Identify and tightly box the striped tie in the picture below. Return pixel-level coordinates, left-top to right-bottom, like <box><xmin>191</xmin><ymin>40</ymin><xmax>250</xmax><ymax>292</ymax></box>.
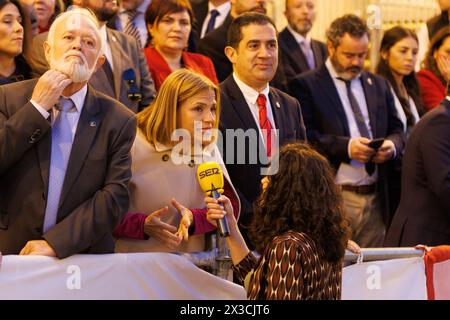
<box><xmin>124</xmin><ymin>10</ymin><xmax>141</xmax><ymax>48</ymax></box>
<box><xmin>338</xmin><ymin>78</ymin><xmax>375</xmax><ymax>176</ymax></box>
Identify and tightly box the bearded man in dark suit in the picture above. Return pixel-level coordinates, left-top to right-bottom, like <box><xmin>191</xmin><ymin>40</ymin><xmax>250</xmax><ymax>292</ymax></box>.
<box><xmin>0</xmin><ymin>8</ymin><xmax>136</xmax><ymax>258</ymax></box>
<box><xmin>289</xmin><ymin>15</ymin><xmax>404</xmax><ymax>247</ymax></box>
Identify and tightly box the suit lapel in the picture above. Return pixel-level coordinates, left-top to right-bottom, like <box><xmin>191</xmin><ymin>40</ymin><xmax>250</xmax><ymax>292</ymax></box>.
<box><xmin>107</xmin><ymin>28</ymin><xmax>123</xmax><ymax>100</ymax></box>
<box><xmin>311</xmin><ymin>40</ymin><xmax>325</xmax><ymax>67</ymax></box>
<box><xmin>37</xmin><ymin>130</ymin><xmax>51</xmax><ymax>196</ymax></box>
<box><xmin>268</xmin><ymin>89</ymin><xmax>285</xmax><ymax>141</ymax></box>
<box><xmin>196</xmin><ymin>1</ymin><xmax>209</xmax><ymax>28</ymax></box>
<box><xmin>58</xmin><ymin>86</ymin><xmax>102</xmax><ymax>210</ymax></box>
<box><xmin>283</xmin><ymin>29</ymin><xmax>309</xmax><ymax>72</ymax></box>
<box><xmin>223</xmin><ymin>76</ymin><xmax>260</xmax><ymax>134</ymax></box>
<box><xmin>360</xmin><ymin>72</ymin><xmax>378</xmax><ymax>136</ymax></box>
<box><xmin>316</xmin><ymin>65</ymin><xmax>350</xmax><ymax>135</ymax></box>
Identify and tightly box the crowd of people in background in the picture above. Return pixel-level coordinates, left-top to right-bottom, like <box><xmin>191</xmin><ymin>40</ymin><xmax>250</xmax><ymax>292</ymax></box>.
<box><xmin>1</xmin><ymin>0</ymin><xmax>449</xmax><ymax>300</ymax></box>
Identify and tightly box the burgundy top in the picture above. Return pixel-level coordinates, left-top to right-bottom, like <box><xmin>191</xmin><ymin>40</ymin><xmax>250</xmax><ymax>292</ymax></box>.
<box><xmin>417</xmin><ymin>69</ymin><xmax>446</xmax><ymax>112</ymax></box>
<box><xmin>144</xmin><ymin>46</ymin><xmax>219</xmax><ymax>91</ymax></box>
<box><xmin>113</xmin><ymin>179</ymin><xmax>240</xmax><ymax>239</ymax></box>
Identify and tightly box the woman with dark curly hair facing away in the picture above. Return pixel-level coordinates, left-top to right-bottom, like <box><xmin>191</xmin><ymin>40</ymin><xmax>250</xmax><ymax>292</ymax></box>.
<box><xmin>205</xmin><ymin>142</ymin><xmax>351</xmax><ymax>300</ymax></box>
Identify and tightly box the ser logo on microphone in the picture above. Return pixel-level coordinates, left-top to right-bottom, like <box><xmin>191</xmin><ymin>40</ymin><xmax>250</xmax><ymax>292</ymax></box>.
<box><xmin>198</xmin><ymin>167</ymin><xmax>220</xmax><ymax>180</ymax></box>
<box><xmin>197</xmin><ymin>162</ymin><xmax>229</xmax><ymax>237</ymax></box>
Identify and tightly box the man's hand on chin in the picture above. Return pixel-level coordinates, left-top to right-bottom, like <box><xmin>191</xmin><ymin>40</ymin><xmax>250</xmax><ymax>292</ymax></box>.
<box><xmin>19</xmin><ymin>240</ymin><xmax>57</xmax><ymax>257</ymax></box>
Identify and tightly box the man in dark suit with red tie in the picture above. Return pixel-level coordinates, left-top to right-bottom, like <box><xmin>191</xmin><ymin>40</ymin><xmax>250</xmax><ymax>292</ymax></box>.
<box><xmin>279</xmin><ymin>0</ymin><xmax>327</xmax><ymax>83</ymax></box>
<box><xmin>289</xmin><ymin>15</ymin><xmax>404</xmax><ymax>247</ymax></box>
<box><xmin>219</xmin><ymin>13</ymin><xmax>306</xmax><ymax>248</ymax></box>
<box><xmin>0</xmin><ymin>8</ymin><xmax>136</xmax><ymax>258</ymax></box>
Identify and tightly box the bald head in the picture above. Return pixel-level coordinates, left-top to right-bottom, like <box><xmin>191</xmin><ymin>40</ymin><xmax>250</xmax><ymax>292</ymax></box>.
<box><xmin>285</xmin><ymin>0</ymin><xmax>316</xmax><ymax>37</ymax></box>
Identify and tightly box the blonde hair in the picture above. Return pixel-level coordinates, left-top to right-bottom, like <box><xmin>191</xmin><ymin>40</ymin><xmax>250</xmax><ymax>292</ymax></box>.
<box><xmin>137</xmin><ymin>68</ymin><xmax>220</xmax><ymax>146</ymax></box>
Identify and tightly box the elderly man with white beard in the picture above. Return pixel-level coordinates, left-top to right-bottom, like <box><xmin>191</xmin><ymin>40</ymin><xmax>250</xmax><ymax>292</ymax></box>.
<box><xmin>0</xmin><ymin>8</ymin><xmax>137</xmax><ymax>258</ymax></box>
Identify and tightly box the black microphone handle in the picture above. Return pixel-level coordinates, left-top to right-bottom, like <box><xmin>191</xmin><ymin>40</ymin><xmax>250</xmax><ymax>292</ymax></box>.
<box><xmin>211</xmin><ymin>189</ymin><xmax>230</xmax><ymax>237</ymax></box>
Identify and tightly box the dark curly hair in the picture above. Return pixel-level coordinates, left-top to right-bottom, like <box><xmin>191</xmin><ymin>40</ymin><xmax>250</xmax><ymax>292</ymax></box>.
<box><xmin>422</xmin><ymin>26</ymin><xmax>450</xmax><ymax>87</ymax></box>
<box><xmin>249</xmin><ymin>142</ymin><xmax>350</xmax><ymax>263</ymax></box>
<box><xmin>326</xmin><ymin>14</ymin><xmax>370</xmax><ymax>48</ymax></box>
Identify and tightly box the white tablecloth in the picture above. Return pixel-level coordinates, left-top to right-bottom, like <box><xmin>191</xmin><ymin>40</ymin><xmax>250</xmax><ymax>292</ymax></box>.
<box><xmin>0</xmin><ymin>252</ymin><xmax>246</xmax><ymax>300</ymax></box>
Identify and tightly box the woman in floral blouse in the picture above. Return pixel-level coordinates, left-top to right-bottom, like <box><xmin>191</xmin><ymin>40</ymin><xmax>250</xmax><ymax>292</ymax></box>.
<box><xmin>205</xmin><ymin>142</ymin><xmax>351</xmax><ymax>300</ymax></box>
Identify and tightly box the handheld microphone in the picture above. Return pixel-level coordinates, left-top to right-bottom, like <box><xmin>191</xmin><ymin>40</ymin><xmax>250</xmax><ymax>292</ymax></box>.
<box><xmin>123</xmin><ymin>68</ymin><xmax>142</xmax><ymax>102</ymax></box>
<box><xmin>197</xmin><ymin>162</ymin><xmax>230</xmax><ymax>237</ymax></box>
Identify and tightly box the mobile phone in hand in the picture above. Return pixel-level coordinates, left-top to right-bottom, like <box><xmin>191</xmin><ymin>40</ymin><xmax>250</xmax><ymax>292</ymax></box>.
<box><xmin>368</xmin><ymin>138</ymin><xmax>385</xmax><ymax>151</ymax></box>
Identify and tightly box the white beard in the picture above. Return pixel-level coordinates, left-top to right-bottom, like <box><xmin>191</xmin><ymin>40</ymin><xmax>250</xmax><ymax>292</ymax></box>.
<box><xmin>49</xmin><ymin>50</ymin><xmax>96</xmax><ymax>83</ymax></box>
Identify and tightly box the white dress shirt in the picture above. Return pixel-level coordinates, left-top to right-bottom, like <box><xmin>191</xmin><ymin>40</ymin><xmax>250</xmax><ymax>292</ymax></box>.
<box><xmin>325</xmin><ymin>59</ymin><xmax>378</xmax><ymax>186</ymax></box>
<box><xmin>232</xmin><ymin>73</ymin><xmax>277</xmax><ymax>149</ymax></box>
<box><xmin>200</xmin><ymin>1</ymin><xmax>231</xmax><ymax>38</ymax></box>
<box><xmin>118</xmin><ymin>0</ymin><xmax>151</xmax><ymax>48</ymax></box>
<box><xmin>31</xmin><ymin>84</ymin><xmax>87</xmax><ymax>140</ymax></box>
<box><xmin>391</xmin><ymin>87</ymin><xmax>420</xmax><ymax>132</ymax></box>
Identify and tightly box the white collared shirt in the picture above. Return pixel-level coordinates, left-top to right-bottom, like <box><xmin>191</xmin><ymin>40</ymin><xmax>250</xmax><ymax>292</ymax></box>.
<box><xmin>325</xmin><ymin>59</ymin><xmax>378</xmax><ymax>186</ymax></box>
<box><xmin>31</xmin><ymin>84</ymin><xmax>87</xmax><ymax>140</ymax></box>
<box><xmin>118</xmin><ymin>0</ymin><xmax>151</xmax><ymax>48</ymax></box>
<box><xmin>200</xmin><ymin>1</ymin><xmax>231</xmax><ymax>38</ymax></box>
<box><xmin>391</xmin><ymin>87</ymin><xmax>420</xmax><ymax>132</ymax></box>
<box><xmin>100</xmin><ymin>25</ymin><xmax>114</xmax><ymax>70</ymax></box>
<box><xmin>232</xmin><ymin>73</ymin><xmax>277</xmax><ymax>148</ymax></box>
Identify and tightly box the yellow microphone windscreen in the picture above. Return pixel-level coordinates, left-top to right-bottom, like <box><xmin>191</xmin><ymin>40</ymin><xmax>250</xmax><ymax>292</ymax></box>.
<box><xmin>197</xmin><ymin>162</ymin><xmax>224</xmax><ymax>196</ymax></box>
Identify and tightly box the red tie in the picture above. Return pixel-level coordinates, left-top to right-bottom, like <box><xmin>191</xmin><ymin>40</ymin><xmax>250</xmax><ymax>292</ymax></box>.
<box><xmin>257</xmin><ymin>94</ymin><xmax>273</xmax><ymax>157</ymax></box>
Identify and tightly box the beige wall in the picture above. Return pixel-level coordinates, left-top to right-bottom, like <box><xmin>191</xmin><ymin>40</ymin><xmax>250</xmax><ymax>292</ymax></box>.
<box><xmin>270</xmin><ymin>0</ymin><xmax>440</xmax><ymax>41</ymax></box>
<box><xmin>269</xmin><ymin>0</ymin><xmax>440</xmax><ymax>70</ymax></box>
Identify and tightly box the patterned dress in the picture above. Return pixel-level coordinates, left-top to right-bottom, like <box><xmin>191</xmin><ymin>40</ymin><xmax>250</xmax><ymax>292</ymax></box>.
<box><xmin>232</xmin><ymin>230</ymin><xmax>342</xmax><ymax>300</ymax></box>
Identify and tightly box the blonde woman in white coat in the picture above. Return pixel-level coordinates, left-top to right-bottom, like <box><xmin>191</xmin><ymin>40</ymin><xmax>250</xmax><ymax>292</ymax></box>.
<box><xmin>114</xmin><ymin>69</ymin><xmax>240</xmax><ymax>253</ymax></box>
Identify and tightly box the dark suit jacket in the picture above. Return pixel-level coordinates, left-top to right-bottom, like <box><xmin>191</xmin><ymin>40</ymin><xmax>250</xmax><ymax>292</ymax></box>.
<box><xmin>219</xmin><ymin>75</ymin><xmax>306</xmax><ymax>240</ymax></box>
<box><xmin>278</xmin><ymin>27</ymin><xmax>327</xmax><ymax>83</ymax></box>
<box><xmin>384</xmin><ymin>100</ymin><xmax>450</xmax><ymax>247</ymax></box>
<box><xmin>198</xmin><ymin>13</ymin><xmax>233</xmax><ymax>83</ymax></box>
<box><xmin>0</xmin><ymin>79</ymin><xmax>137</xmax><ymax>258</ymax></box>
<box><xmin>29</xmin><ymin>29</ymin><xmax>156</xmax><ymax>113</ymax></box>
<box><xmin>191</xmin><ymin>0</ymin><xmax>209</xmax><ymax>34</ymax></box>
<box><xmin>289</xmin><ymin>65</ymin><xmax>404</xmax><ymax>223</ymax></box>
